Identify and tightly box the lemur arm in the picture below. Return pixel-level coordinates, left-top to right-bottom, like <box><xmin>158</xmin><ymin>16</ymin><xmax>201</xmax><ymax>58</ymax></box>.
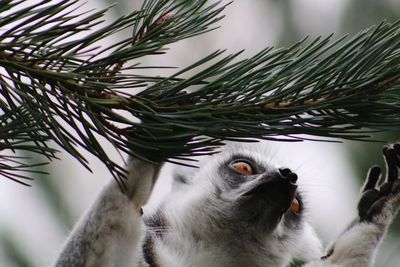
<box><xmin>53</xmin><ymin>158</ymin><xmax>162</xmax><ymax>267</ymax></box>
<box><xmin>304</xmin><ymin>143</ymin><xmax>400</xmax><ymax>267</ymax></box>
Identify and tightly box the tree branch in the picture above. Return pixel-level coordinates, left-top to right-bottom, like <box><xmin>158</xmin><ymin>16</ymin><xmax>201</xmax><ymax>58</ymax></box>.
<box><xmin>1</xmin><ymin>0</ymin><xmax>400</xmax><ymax>185</ymax></box>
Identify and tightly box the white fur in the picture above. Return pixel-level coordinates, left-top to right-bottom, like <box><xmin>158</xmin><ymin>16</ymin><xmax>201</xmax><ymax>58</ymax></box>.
<box><xmin>145</xmin><ymin>143</ymin><xmax>322</xmax><ymax>266</ymax></box>
<box><xmin>53</xmin><ymin>142</ymin><xmax>400</xmax><ymax>267</ymax></box>
<box><xmin>53</xmin><ymin>159</ymin><xmax>160</xmax><ymax>267</ymax></box>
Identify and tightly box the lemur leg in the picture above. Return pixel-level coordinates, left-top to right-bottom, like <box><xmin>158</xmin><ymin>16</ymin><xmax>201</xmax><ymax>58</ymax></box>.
<box><xmin>53</xmin><ymin>158</ymin><xmax>162</xmax><ymax>267</ymax></box>
<box><xmin>305</xmin><ymin>142</ymin><xmax>400</xmax><ymax>267</ymax></box>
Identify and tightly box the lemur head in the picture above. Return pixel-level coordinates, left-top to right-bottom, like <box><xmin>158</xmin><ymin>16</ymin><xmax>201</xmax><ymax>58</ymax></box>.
<box><xmin>168</xmin><ymin>143</ymin><xmax>303</xmax><ymax>234</ymax></box>
<box><xmin>145</xmin><ymin>142</ymin><xmax>321</xmax><ymax>264</ymax></box>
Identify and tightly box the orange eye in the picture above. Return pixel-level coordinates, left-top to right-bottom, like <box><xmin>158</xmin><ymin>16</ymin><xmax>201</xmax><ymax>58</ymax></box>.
<box><xmin>231</xmin><ymin>161</ymin><xmax>254</xmax><ymax>175</ymax></box>
<box><xmin>291</xmin><ymin>198</ymin><xmax>300</xmax><ymax>213</ymax></box>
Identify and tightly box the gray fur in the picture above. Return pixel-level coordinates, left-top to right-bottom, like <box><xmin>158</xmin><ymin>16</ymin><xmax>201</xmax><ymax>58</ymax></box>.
<box><xmin>53</xmin><ymin>142</ymin><xmax>400</xmax><ymax>267</ymax></box>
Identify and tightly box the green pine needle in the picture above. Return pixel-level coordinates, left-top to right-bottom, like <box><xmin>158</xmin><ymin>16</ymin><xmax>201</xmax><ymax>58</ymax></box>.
<box><xmin>1</xmin><ymin>0</ymin><xmax>400</xmax><ymax>185</ymax></box>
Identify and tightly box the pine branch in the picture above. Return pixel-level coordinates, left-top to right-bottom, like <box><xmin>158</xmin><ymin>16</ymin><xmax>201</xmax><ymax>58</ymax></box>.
<box><xmin>0</xmin><ymin>107</ymin><xmax>55</xmax><ymax>185</ymax></box>
<box><xmin>0</xmin><ymin>0</ymin><xmax>227</xmax><ymax>183</ymax></box>
<box><xmin>123</xmin><ymin>22</ymin><xmax>400</xmax><ymax>161</ymax></box>
<box><xmin>1</xmin><ymin>0</ymin><xmax>400</xmax><ymax>185</ymax></box>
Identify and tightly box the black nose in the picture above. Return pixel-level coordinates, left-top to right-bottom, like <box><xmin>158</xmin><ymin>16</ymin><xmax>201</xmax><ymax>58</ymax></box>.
<box><xmin>278</xmin><ymin>168</ymin><xmax>297</xmax><ymax>183</ymax></box>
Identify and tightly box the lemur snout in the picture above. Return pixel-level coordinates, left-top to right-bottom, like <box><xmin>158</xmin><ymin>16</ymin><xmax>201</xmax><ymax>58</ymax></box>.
<box><xmin>278</xmin><ymin>168</ymin><xmax>298</xmax><ymax>184</ymax></box>
<box><xmin>242</xmin><ymin>168</ymin><xmax>297</xmax><ymax>202</ymax></box>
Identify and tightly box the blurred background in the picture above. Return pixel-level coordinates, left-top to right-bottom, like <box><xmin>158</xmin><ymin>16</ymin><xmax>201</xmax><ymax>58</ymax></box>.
<box><xmin>0</xmin><ymin>0</ymin><xmax>400</xmax><ymax>266</ymax></box>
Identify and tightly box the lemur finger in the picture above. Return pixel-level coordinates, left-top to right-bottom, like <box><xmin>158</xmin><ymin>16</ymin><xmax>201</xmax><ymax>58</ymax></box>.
<box><xmin>393</xmin><ymin>179</ymin><xmax>400</xmax><ymax>193</ymax></box>
<box><xmin>366</xmin><ymin>196</ymin><xmax>390</xmax><ymax>223</ymax></box>
<box><xmin>379</xmin><ymin>182</ymin><xmax>392</xmax><ymax>196</ymax></box>
<box><xmin>383</xmin><ymin>147</ymin><xmax>398</xmax><ymax>183</ymax></box>
<box><xmin>393</xmin><ymin>143</ymin><xmax>400</xmax><ymax>164</ymax></box>
<box><xmin>358</xmin><ymin>189</ymin><xmax>381</xmax><ymax>220</ymax></box>
<box><xmin>362</xmin><ymin>166</ymin><xmax>381</xmax><ymax>192</ymax></box>
<box><xmin>393</xmin><ymin>142</ymin><xmax>400</xmax><ymax>179</ymax></box>
<box><xmin>392</xmin><ymin>143</ymin><xmax>400</xmax><ymax>186</ymax></box>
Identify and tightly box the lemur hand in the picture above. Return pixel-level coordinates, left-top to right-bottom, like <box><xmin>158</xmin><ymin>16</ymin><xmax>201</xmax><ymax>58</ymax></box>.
<box><xmin>124</xmin><ymin>157</ymin><xmax>163</xmax><ymax>210</ymax></box>
<box><xmin>358</xmin><ymin>142</ymin><xmax>400</xmax><ymax>225</ymax></box>
<box><xmin>309</xmin><ymin>142</ymin><xmax>400</xmax><ymax>267</ymax></box>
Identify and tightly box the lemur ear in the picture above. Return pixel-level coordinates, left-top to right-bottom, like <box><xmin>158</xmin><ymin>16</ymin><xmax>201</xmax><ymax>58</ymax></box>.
<box><xmin>171</xmin><ymin>165</ymin><xmax>197</xmax><ymax>187</ymax></box>
<box><xmin>173</xmin><ymin>172</ymin><xmax>190</xmax><ymax>185</ymax></box>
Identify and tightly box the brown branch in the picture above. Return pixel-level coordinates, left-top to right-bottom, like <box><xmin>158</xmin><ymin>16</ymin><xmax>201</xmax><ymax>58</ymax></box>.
<box><xmin>97</xmin><ymin>112</ymin><xmax>130</xmax><ymax>135</ymax></box>
<box><xmin>362</xmin><ymin>72</ymin><xmax>400</xmax><ymax>95</ymax></box>
<box><xmin>263</xmin><ymin>97</ymin><xmax>327</xmax><ymax>111</ymax></box>
<box><xmin>262</xmin><ymin>70</ymin><xmax>400</xmax><ymax>112</ymax></box>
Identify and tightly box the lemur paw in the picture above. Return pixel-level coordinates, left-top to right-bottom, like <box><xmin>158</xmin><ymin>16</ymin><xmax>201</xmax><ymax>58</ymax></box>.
<box><xmin>358</xmin><ymin>142</ymin><xmax>400</xmax><ymax>224</ymax></box>
<box><xmin>123</xmin><ymin>158</ymin><xmax>163</xmax><ymax>210</ymax></box>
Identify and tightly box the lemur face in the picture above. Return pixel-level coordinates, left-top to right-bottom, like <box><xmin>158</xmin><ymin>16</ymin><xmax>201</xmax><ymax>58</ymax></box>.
<box><xmin>146</xmin><ymin>144</ymin><xmax>320</xmax><ymax>266</ymax></box>
<box><xmin>213</xmin><ymin>152</ymin><xmax>304</xmax><ymax>234</ymax></box>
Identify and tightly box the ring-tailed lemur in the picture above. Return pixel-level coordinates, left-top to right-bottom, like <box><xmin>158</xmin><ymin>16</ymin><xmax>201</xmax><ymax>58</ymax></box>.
<box><xmin>53</xmin><ymin>142</ymin><xmax>400</xmax><ymax>267</ymax></box>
